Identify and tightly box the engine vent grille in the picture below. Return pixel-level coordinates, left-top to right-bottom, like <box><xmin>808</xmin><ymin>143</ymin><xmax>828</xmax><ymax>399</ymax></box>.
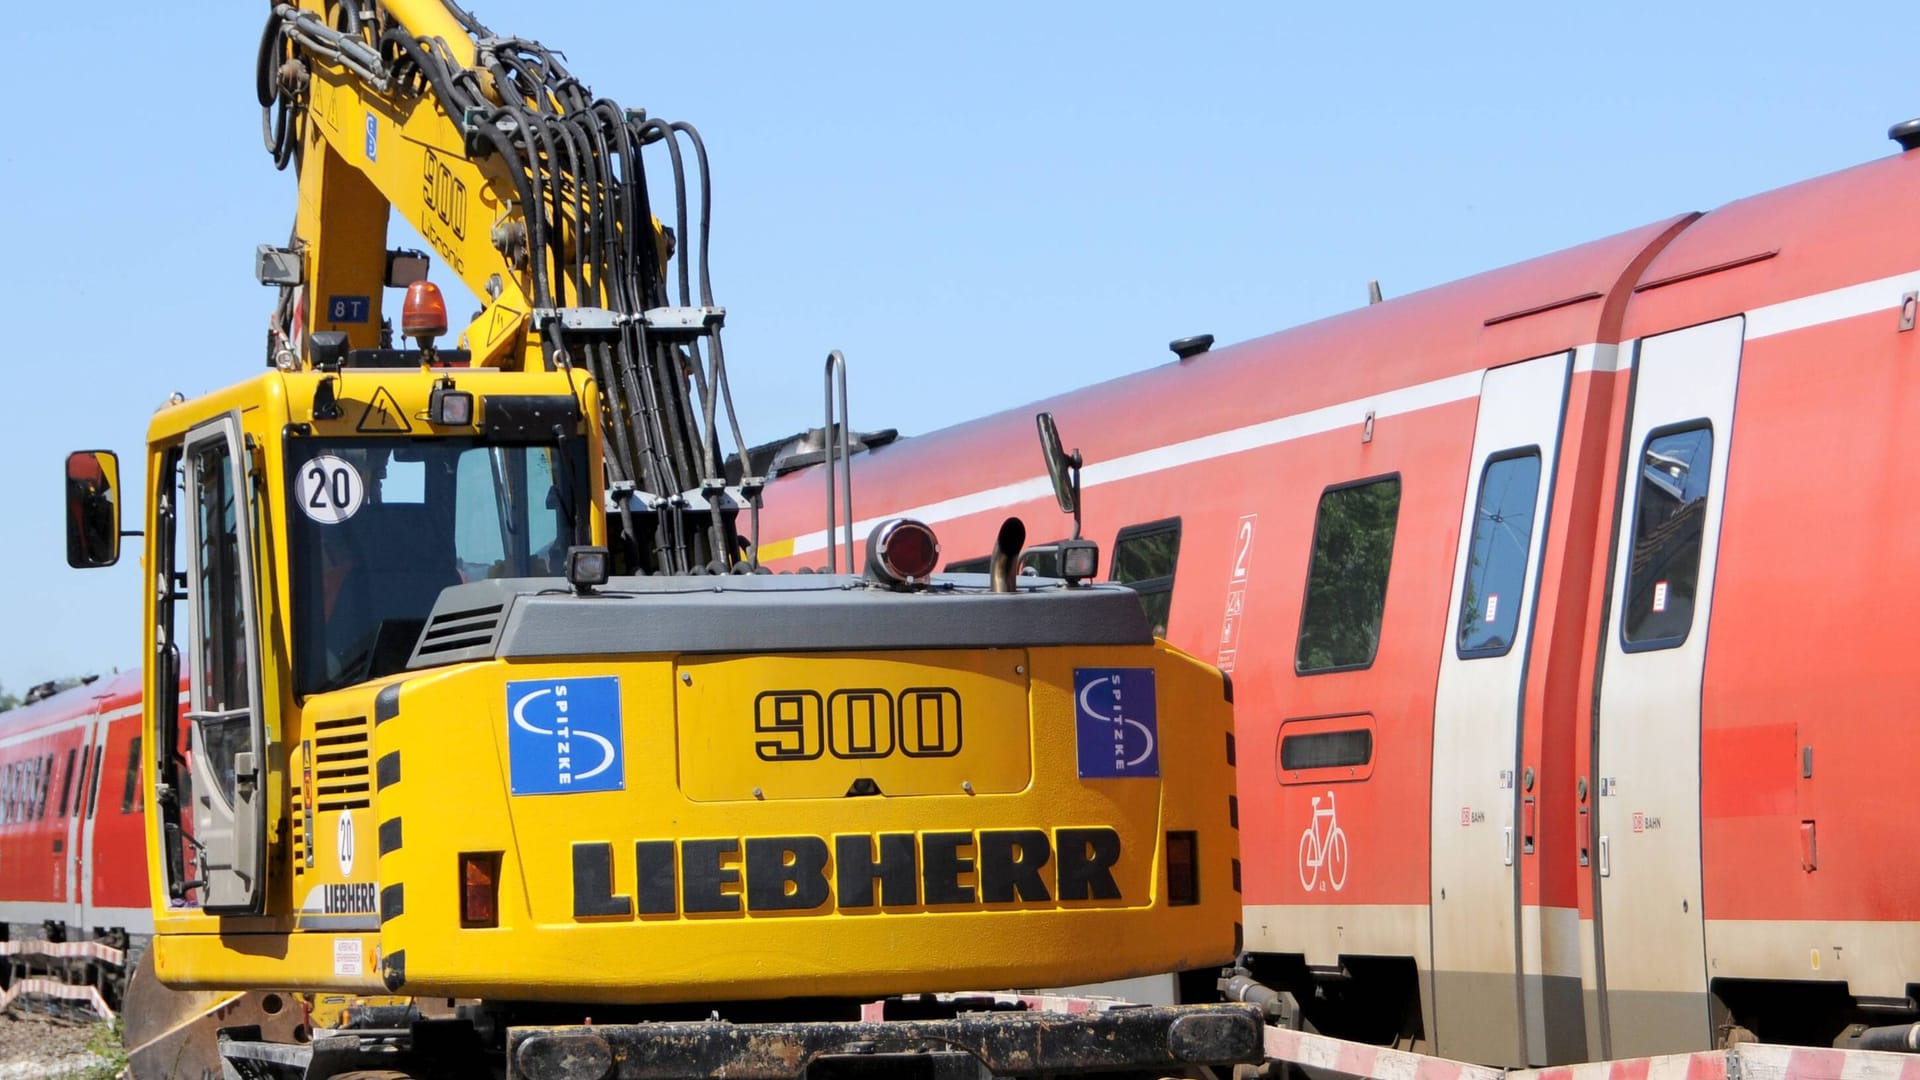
<box><xmin>311</xmin><ymin>715</ymin><xmax>370</xmax><ymax>811</ymax></box>
<box><xmin>409</xmin><ymin>602</ymin><xmax>507</xmax><ymax>669</ymax></box>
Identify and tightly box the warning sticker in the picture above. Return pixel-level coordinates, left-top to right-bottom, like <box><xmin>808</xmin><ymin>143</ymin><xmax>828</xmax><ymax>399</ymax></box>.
<box><xmin>298</xmin><ymin>455</ymin><xmax>365</xmax><ymax>525</ymax></box>
<box><xmin>1484</xmin><ymin>594</ymin><xmax>1499</xmax><ymax>623</ymax></box>
<box><xmin>1652</xmin><ymin>581</ymin><xmax>1669</xmax><ymax>614</ymax></box>
<box><xmin>358</xmin><ymin>386</ymin><xmax>412</xmax><ymax>433</ymax></box>
<box><xmin>334</xmin><ymin>937</ymin><xmax>363</xmax><ymax>977</ymax></box>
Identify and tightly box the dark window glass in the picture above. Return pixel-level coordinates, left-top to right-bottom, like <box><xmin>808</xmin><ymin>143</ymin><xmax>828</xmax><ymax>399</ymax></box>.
<box><xmin>1623</xmin><ymin>424</ymin><xmax>1713</xmax><ymax>649</ymax></box>
<box><xmin>944</xmin><ymin>556</ymin><xmax>991</xmax><ymax>574</ymax></box>
<box><xmin>1296</xmin><ymin>477</ymin><xmax>1402</xmax><ymax>673</ymax></box>
<box><xmin>68</xmin><ymin>747</ymin><xmax>88</xmax><ymax>818</ymax></box>
<box><xmin>1457</xmin><ymin>452</ymin><xmax>1543</xmax><ymax>657</ymax></box>
<box><xmin>288</xmin><ymin>439</ymin><xmax>586</xmax><ymax>697</ymax></box>
<box><xmin>191</xmin><ymin>438</ymin><xmax>249</xmax><ymax>716</ymax></box>
<box><xmin>1280</xmin><ymin>729</ymin><xmax>1373</xmax><ymax>770</ymax></box>
<box><xmin>1018</xmin><ymin>542</ymin><xmax>1067</xmax><ymax>579</ymax></box>
<box><xmin>1111</xmin><ymin>519</ymin><xmax>1182</xmax><ymax>636</ymax></box>
<box><xmin>57</xmin><ymin>747</ymin><xmax>75</xmax><ymax>817</ymax></box>
<box><xmin>35</xmin><ymin>754</ymin><xmax>51</xmax><ymax>820</ymax></box>
<box><xmin>86</xmin><ymin>747</ymin><xmax>104</xmax><ymax>819</ymax></box>
<box><xmin>121</xmin><ymin>736</ymin><xmax>143</xmax><ymax>814</ymax></box>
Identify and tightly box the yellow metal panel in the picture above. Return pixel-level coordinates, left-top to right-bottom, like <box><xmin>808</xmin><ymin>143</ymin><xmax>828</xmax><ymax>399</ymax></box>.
<box><xmin>675</xmin><ymin>650</ymin><xmax>1032</xmax><ymax>801</ymax></box>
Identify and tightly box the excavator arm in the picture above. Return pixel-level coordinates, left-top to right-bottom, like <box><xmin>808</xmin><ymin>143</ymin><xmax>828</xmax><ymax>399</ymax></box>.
<box><xmin>259</xmin><ymin>0</ymin><xmax>757</xmax><ymax>573</ymax></box>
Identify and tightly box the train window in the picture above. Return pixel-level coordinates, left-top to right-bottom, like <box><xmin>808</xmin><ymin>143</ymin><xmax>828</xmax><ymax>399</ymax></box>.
<box><xmin>67</xmin><ymin>749</ymin><xmax>89</xmax><ymax>814</ymax></box>
<box><xmin>1019</xmin><ymin>541</ymin><xmax>1067</xmax><ymax>578</ymax></box>
<box><xmin>121</xmin><ymin>736</ymin><xmax>143</xmax><ymax>814</ymax></box>
<box><xmin>1277</xmin><ymin>714</ymin><xmax>1379</xmax><ymax>784</ymax></box>
<box><xmin>85</xmin><ymin>745</ymin><xmax>104</xmax><ymax>820</ymax></box>
<box><xmin>1622</xmin><ymin>423</ymin><xmax>1713</xmax><ymax>650</ymax></box>
<box><xmin>1457</xmin><ymin>451</ymin><xmax>1543</xmax><ymax>658</ymax></box>
<box><xmin>1281</xmin><ymin>729</ymin><xmax>1373</xmax><ymax>770</ymax></box>
<box><xmin>945</xmin><ymin>556</ymin><xmax>991</xmax><ymax>574</ymax></box>
<box><xmin>1296</xmin><ymin>476</ymin><xmax>1402</xmax><ymax>673</ymax></box>
<box><xmin>57</xmin><ymin>748</ymin><xmax>75</xmax><ymax>817</ymax></box>
<box><xmin>1111</xmin><ymin>519</ymin><xmax>1183</xmax><ymax>636</ymax></box>
<box><xmin>34</xmin><ymin>754</ymin><xmax>51</xmax><ymax>820</ymax></box>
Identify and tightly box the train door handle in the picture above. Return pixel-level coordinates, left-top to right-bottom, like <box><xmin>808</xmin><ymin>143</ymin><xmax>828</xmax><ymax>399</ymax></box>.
<box><xmin>1522</xmin><ymin>796</ymin><xmax>1536</xmax><ymax>855</ymax></box>
<box><xmin>1598</xmin><ymin>834</ymin><xmax>1611</xmax><ymax>877</ymax></box>
<box><xmin>1503</xmin><ymin>826</ymin><xmax>1514</xmax><ymax>867</ymax></box>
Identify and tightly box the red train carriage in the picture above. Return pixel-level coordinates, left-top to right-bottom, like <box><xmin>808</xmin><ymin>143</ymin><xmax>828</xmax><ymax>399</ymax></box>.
<box><xmin>0</xmin><ymin>670</ymin><xmax>157</xmax><ymax>981</ymax></box>
<box><xmin>754</xmin><ymin>125</ymin><xmax>1920</xmax><ymax>1064</ymax></box>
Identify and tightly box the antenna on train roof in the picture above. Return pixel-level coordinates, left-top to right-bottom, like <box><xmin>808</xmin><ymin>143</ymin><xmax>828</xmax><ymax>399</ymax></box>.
<box><xmin>1169</xmin><ymin>334</ymin><xmax>1214</xmax><ymax>360</ymax></box>
<box><xmin>1891</xmin><ymin>118</ymin><xmax>1920</xmax><ymax>152</ymax></box>
<box><xmin>1368</xmin><ymin>280</ymin><xmax>1385</xmax><ymax>305</ymax></box>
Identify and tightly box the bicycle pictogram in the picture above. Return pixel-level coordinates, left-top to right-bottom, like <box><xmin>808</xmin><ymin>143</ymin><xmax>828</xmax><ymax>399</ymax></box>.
<box><xmin>1297</xmin><ymin>789</ymin><xmax>1350</xmax><ymax>891</ymax></box>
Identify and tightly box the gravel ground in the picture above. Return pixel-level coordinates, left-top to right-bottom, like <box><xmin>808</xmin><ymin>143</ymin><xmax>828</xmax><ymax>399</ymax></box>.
<box><xmin>0</xmin><ymin>1013</ymin><xmax>111</xmax><ymax>1079</ymax></box>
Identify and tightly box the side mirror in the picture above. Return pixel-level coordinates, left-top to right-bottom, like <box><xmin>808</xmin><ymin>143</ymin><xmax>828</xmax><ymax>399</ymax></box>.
<box><xmin>65</xmin><ymin>450</ymin><xmax>123</xmax><ymax>569</ymax></box>
<box><xmin>1035</xmin><ymin>412</ymin><xmax>1083</xmax><ymax>539</ymax></box>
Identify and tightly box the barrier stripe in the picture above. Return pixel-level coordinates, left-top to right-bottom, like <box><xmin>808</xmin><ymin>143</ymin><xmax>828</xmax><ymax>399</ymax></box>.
<box><xmin>0</xmin><ymin>940</ymin><xmax>124</xmax><ymax>965</ymax></box>
<box><xmin>1257</xmin><ymin>1030</ymin><xmax>1920</xmax><ymax>1080</ymax></box>
<box><xmin>0</xmin><ymin>977</ymin><xmax>112</xmax><ymax>1020</ymax></box>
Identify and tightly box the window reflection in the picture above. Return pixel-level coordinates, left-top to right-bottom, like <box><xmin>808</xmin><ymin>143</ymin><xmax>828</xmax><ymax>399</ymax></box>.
<box><xmin>1457</xmin><ymin>452</ymin><xmax>1542</xmax><ymax>657</ymax></box>
<box><xmin>1623</xmin><ymin>425</ymin><xmax>1713</xmax><ymax>648</ymax></box>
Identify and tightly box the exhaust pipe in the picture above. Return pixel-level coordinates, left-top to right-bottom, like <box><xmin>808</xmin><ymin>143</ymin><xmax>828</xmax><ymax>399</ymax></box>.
<box><xmin>989</xmin><ymin>517</ymin><xmax>1026</xmax><ymax>593</ymax></box>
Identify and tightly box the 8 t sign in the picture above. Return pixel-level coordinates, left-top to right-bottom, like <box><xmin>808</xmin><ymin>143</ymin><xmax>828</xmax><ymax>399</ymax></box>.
<box><xmin>754</xmin><ymin>688</ymin><xmax>963</xmax><ymax>762</ymax></box>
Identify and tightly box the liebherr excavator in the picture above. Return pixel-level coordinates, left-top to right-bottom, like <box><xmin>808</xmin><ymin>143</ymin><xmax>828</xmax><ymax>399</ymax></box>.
<box><xmin>60</xmin><ymin>2</ymin><xmax>1256</xmax><ymax>1077</ymax></box>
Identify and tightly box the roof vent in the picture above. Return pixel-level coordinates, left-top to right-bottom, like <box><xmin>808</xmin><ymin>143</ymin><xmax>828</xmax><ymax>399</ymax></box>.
<box><xmin>1890</xmin><ymin>118</ymin><xmax>1920</xmax><ymax>152</ymax></box>
<box><xmin>1170</xmin><ymin>334</ymin><xmax>1215</xmax><ymax>361</ymax></box>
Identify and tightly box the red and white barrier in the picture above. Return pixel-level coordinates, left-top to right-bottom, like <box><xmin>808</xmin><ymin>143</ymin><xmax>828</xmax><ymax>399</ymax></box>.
<box><xmin>0</xmin><ymin>940</ymin><xmax>124</xmax><ymax>966</ymax></box>
<box><xmin>1261</xmin><ymin>1027</ymin><xmax>1920</xmax><ymax>1080</ymax></box>
<box><xmin>0</xmin><ymin>977</ymin><xmax>112</xmax><ymax>1020</ymax></box>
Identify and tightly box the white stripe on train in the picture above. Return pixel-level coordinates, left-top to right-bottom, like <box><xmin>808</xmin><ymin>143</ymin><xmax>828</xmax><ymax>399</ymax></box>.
<box><xmin>785</xmin><ymin>265</ymin><xmax>1916</xmax><ymax>557</ymax></box>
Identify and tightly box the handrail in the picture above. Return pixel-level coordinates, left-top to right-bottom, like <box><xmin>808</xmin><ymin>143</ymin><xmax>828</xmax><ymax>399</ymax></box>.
<box><xmin>823</xmin><ymin>351</ymin><xmax>855</xmax><ymax>572</ymax></box>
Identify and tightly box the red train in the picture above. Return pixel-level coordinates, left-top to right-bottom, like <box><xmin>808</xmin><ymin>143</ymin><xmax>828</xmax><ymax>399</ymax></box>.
<box><xmin>754</xmin><ymin>124</ymin><xmax>1920</xmax><ymax>1064</ymax></box>
<box><xmin>0</xmin><ymin>671</ymin><xmax>155</xmax><ymax>958</ymax></box>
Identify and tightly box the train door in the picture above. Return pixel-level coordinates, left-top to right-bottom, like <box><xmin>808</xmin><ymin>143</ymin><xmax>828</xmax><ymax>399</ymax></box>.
<box><xmin>1428</xmin><ymin>351</ymin><xmax>1569</xmax><ymax>1066</ymax></box>
<box><xmin>74</xmin><ymin>714</ymin><xmax>111</xmax><ymax>929</ymax></box>
<box><xmin>61</xmin><ymin>717</ymin><xmax>103</xmax><ymax>930</ymax></box>
<box><xmin>1593</xmin><ymin>316</ymin><xmax>1742</xmax><ymax>1056</ymax></box>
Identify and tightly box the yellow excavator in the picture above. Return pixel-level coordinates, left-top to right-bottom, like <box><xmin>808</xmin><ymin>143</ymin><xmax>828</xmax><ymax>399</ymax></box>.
<box><xmin>65</xmin><ymin>2</ymin><xmax>1255</xmax><ymax>1076</ymax></box>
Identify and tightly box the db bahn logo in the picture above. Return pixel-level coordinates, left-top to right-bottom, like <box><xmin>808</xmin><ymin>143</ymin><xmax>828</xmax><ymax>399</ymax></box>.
<box><xmin>506</xmin><ymin>676</ymin><xmax>625</xmax><ymax>796</ymax></box>
<box><xmin>754</xmin><ymin>688</ymin><xmax>963</xmax><ymax>761</ymax></box>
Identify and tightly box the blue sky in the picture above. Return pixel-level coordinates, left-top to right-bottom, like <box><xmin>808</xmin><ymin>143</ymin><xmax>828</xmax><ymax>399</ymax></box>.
<box><xmin>0</xmin><ymin>2</ymin><xmax>1909</xmax><ymax>690</ymax></box>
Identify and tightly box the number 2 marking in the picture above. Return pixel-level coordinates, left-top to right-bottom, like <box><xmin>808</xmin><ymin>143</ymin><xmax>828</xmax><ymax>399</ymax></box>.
<box><xmin>1232</xmin><ymin>519</ymin><xmax>1254</xmax><ymax>580</ymax></box>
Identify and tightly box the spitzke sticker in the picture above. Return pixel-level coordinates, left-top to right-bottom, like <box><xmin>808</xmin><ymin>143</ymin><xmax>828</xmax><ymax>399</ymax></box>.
<box><xmin>507</xmin><ymin>676</ymin><xmax>624</xmax><ymax>795</ymax></box>
<box><xmin>1073</xmin><ymin>668</ymin><xmax>1160</xmax><ymax>779</ymax></box>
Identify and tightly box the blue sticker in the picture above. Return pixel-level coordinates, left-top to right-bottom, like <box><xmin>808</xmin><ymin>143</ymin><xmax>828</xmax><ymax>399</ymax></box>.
<box><xmin>507</xmin><ymin>676</ymin><xmax>624</xmax><ymax>795</ymax></box>
<box><xmin>326</xmin><ymin>295</ymin><xmax>371</xmax><ymax>324</ymax></box>
<box><xmin>1074</xmin><ymin>668</ymin><xmax>1159</xmax><ymax>779</ymax></box>
<box><xmin>364</xmin><ymin>112</ymin><xmax>378</xmax><ymax>161</ymax></box>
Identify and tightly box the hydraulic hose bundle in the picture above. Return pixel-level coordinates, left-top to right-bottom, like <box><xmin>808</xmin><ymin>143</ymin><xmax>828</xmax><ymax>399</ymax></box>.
<box><xmin>258</xmin><ymin>1</ymin><xmax>756</xmax><ymax>575</ymax></box>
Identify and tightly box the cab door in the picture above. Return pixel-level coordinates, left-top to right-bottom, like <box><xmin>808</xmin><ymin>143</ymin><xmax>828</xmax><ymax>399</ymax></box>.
<box><xmin>1428</xmin><ymin>351</ymin><xmax>1569</xmax><ymax>1066</ymax></box>
<box><xmin>1593</xmin><ymin>317</ymin><xmax>1742</xmax><ymax>1056</ymax></box>
<box><xmin>182</xmin><ymin>413</ymin><xmax>268</xmax><ymax>914</ymax></box>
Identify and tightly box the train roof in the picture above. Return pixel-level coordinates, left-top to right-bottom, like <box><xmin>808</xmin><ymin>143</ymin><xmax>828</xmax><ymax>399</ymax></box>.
<box><xmin>0</xmin><ymin>670</ymin><xmax>140</xmax><ymax>742</ymax></box>
<box><xmin>760</xmin><ymin>142</ymin><xmax>1920</xmax><ymax>538</ymax></box>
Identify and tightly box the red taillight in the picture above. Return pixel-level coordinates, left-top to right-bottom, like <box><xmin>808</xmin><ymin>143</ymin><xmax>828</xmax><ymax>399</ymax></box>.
<box><xmin>1166</xmin><ymin>831</ymin><xmax>1198</xmax><ymax>907</ymax></box>
<box><xmin>461</xmin><ymin>852</ymin><xmax>501</xmax><ymax>928</ymax></box>
<box><xmin>869</xmin><ymin>518</ymin><xmax>940</xmax><ymax>584</ymax></box>
<box><xmin>402</xmin><ymin>280</ymin><xmax>450</xmax><ymax>343</ymax></box>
